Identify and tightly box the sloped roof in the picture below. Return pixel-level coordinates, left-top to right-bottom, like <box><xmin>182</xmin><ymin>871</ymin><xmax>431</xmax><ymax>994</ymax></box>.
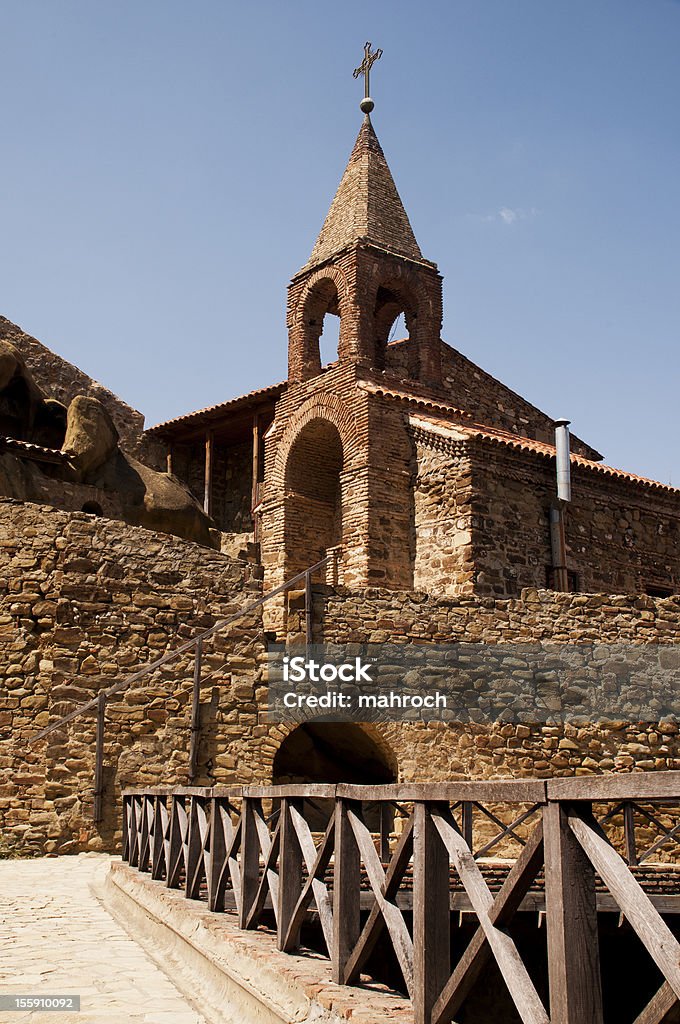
<box><xmin>407</xmin><ymin>412</ymin><xmax>680</xmax><ymax>496</ymax></box>
<box><xmin>306</xmin><ymin>116</ymin><xmax>424</xmax><ymax>267</ymax></box>
<box><xmin>358</xmin><ymin>379</ymin><xmax>472</xmax><ymax>420</ymax></box>
<box><xmin>360</xmin><ymin>374</ymin><xmax>602</xmax><ymax>462</ymax></box>
<box><xmin>0</xmin><ymin>436</ymin><xmax>68</xmax><ymax>465</ymax></box>
<box><xmin>147</xmin><ymin>382</ymin><xmax>286</xmax><ymax>436</ymax></box>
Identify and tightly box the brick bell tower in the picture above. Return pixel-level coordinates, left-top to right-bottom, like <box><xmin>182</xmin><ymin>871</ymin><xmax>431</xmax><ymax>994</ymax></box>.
<box><xmin>286</xmin><ymin>49</ymin><xmax>443</xmax><ymax>388</ymax></box>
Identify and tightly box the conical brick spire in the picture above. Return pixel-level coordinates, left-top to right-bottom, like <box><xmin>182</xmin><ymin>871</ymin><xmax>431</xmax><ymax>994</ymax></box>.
<box><xmin>307</xmin><ymin>116</ymin><xmax>423</xmax><ymax>266</ymax></box>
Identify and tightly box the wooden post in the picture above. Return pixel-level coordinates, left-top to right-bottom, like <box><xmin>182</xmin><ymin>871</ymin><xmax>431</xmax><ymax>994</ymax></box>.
<box><xmin>208</xmin><ymin>795</ymin><xmax>229</xmax><ymax>912</ymax></box>
<box><xmin>138</xmin><ymin>793</ymin><xmax>152</xmax><ymax>872</ymax></box>
<box><xmin>167</xmin><ymin>794</ymin><xmax>185</xmax><ymax>888</ymax></box>
<box><xmin>94</xmin><ymin>691</ymin><xmax>106</xmax><ymax>824</ymax></box>
<box><xmin>544</xmin><ymin>801</ymin><xmax>604</xmax><ymax>1024</ymax></box>
<box><xmin>278</xmin><ymin>798</ymin><xmax>304</xmax><ymax>950</ymax></box>
<box><xmin>204</xmin><ymin>430</ymin><xmax>214</xmax><ymax>516</ymax></box>
<box><xmin>462</xmin><ymin>801</ymin><xmax>473</xmax><ymax>852</ymax></box>
<box><xmin>413</xmin><ymin>802</ymin><xmax>451</xmax><ymax>1024</ymax></box>
<box><xmin>305</xmin><ymin>570</ymin><xmax>313</xmax><ymax>646</ymax></box>
<box><xmin>189</xmin><ymin>639</ymin><xmax>202</xmax><ymax>783</ymax></box>
<box><xmin>240</xmin><ymin>796</ymin><xmax>262</xmax><ymax>929</ymax></box>
<box><xmin>251</xmin><ymin>413</ymin><xmax>261</xmax><ymax>540</ymax></box>
<box><xmin>185</xmin><ymin>795</ymin><xmax>205</xmax><ymax>899</ymax></box>
<box><xmin>332</xmin><ymin>798</ymin><xmax>361</xmax><ymax>983</ymax></box>
<box><xmin>623</xmin><ymin>801</ymin><xmax>638</xmax><ymax>866</ymax></box>
<box><xmin>129</xmin><ymin>795</ymin><xmax>142</xmax><ymax>867</ymax></box>
<box><xmin>379</xmin><ymin>801</ymin><xmax>391</xmax><ymax>862</ymax></box>
<box><xmin>122</xmin><ymin>794</ymin><xmax>130</xmax><ymax>860</ymax></box>
<box><xmin>151</xmin><ymin>795</ymin><xmax>167</xmax><ymax>880</ymax></box>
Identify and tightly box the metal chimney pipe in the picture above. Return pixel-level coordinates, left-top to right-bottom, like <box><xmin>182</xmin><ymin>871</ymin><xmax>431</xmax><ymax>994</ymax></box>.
<box><xmin>554</xmin><ymin>418</ymin><xmax>571</xmax><ymax>503</ymax></box>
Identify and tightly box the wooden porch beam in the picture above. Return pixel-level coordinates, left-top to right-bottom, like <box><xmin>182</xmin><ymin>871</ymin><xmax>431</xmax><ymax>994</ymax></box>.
<box><xmin>204</xmin><ymin>430</ymin><xmax>214</xmax><ymax>516</ymax></box>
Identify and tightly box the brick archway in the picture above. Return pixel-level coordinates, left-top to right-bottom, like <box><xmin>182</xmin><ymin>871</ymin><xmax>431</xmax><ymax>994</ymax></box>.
<box><xmin>272</xmin><ymin>393</ymin><xmax>362</xmax><ymax>491</ymax></box>
<box><xmin>272</xmin><ymin>394</ymin><xmax>365</xmax><ymax>584</ymax></box>
<box><xmin>368</xmin><ymin>268</ymin><xmax>440</xmax><ymax>382</ymax></box>
<box><xmin>284</xmin><ymin>417</ymin><xmax>343</xmax><ymax>577</ymax></box>
<box><xmin>288</xmin><ymin>266</ymin><xmax>351</xmax><ymax>381</ymax></box>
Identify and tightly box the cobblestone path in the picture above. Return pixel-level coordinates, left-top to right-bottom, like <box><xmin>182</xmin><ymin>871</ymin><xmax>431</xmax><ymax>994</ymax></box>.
<box><xmin>0</xmin><ymin>855</ymin><xmax>207</xmax><ymax>1023</ymax></box>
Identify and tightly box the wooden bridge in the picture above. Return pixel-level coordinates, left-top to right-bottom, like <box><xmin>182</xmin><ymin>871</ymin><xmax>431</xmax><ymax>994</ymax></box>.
<box><xmin>123</xmin><ymin>773</ymin><xmax>680</xmax><ymax>1024</ymax></box>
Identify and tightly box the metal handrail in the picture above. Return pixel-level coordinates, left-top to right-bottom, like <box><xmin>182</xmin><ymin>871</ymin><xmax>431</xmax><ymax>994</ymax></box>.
<box><xmin>31</xmin><ymin>551</ymin><xmax>336</xmax><ymax>744</ymax></box>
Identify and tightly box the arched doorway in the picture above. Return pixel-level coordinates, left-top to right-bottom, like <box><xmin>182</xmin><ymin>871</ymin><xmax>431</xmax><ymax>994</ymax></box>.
<box><xmin>284</xmin><ymin>418</ymin><xmax>343</xmax><ymax>576</ymax></box>
<box><xmin>273</xmin><ymin>724</ymin><xmax>396</xmax><ymax>831</ymax></box>
<box><xmin>273</xmin><ymin>723</ymin><xmax>396</xmax><ymax>786</ymax></box>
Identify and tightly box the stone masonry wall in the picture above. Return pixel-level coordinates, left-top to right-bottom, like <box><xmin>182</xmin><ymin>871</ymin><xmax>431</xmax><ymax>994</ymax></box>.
<box><xmin>384</xmin><ymin>338</ymin><xmax>600</xmax><ymax>459</ymax></box>
<box><xmin>411</xmin><ymin>438</ymin><xmax>474</xmax><ymax>596</ymax></box>
<box><xmin>3</xmin><ymin>497</ymin><xmax>679</xmax><ymax>857</ymax></box>
<box><xmin>312</xmin><ymin>586</ymin><xmax>679</xmax><ymax>804</ymax></box>
<box><xmin>469</xmin><ymin>441</ymin><xmax>680</xmax><ymax>597</ymax></box>
<box><xmin>0</xmin><ymin>499</ymin><xmax>269</xmax><ymax>855</ymax></box>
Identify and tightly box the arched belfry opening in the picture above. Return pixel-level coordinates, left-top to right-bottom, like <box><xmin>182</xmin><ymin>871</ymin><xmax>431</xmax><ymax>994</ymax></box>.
<box><xmin>302</xmin><ymin>277</ymin><xmax>341</xmax><ymax>372</ymax></box>
<box><xmin>373</xmin><ymin>282</ymin><xmax>420</xmax><ymax>378</ymax></box>
<box><xmin>284</xmin><ymin>418</ymin><xmax>343</xmax><ymax>576</ymax></box>
<box><xmin>288</xmin><ymin>271</ymin><xmax>348</xmax><ymax>383</ymax></box>
<box><xmin>286</xmin><ymin>115</ymin><xmax>442</xmax><ymax>387</ymax></box>
<box><xmin>273</xmin><ymin>724</ymin><xmax>396</xmax><ymax>786</ymax></box>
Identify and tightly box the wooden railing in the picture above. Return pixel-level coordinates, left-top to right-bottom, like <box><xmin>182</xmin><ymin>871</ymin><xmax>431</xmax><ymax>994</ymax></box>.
<box><xmin>122</xmin><ymin>773</ymin><xmax>680</xmax><ymax>1024</ymax></box>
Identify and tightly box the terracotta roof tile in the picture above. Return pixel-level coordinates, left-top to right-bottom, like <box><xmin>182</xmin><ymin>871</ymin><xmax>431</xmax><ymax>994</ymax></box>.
<box><xmin>146</xmin><ymin>382</ymin><xmax>286</xmax><ymax>435</ymax></box>
<box><xmin>408</xmin><ymin>413</ymin><xmax>680</xmax><ymax>496</ymax></box>
<box><xmin>0</xmin><ymin>437</ymin><xmax>68</xmax><ymax>464</ymax></box>
<box><xmin>358</xmin><ymin>380</ymin><xmax>472</xmax><ymax>420</ymax></box>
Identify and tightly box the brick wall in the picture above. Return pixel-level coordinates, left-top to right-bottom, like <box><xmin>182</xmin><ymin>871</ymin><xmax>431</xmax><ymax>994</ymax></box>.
<box><xmin>287</xmin><ymin>246</ymin><xmax>443</xmax><ymax>387</ymax></box>
<box><xmin>260</xmin><ymin>363</ymin><xmax>372</xmax><ymax>595</ymax></box>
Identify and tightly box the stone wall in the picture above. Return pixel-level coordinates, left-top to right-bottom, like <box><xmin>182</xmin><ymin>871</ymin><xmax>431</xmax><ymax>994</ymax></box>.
<box><xmin>385</xmin><ymin>338</ymin><xmax>601</xmax><ymax>459</ymax></box>
<box><xmin>0</xmin><ymin>499</ymin><xmax>268</xmax><ymax>855</ymax></box>
<box><xmin>469</xmin><ymin>441</ymin><xmax>680</xmax><ymax>597</ymax></box>
<box><xmin>311</xmin><ymin>585</ymin><xmax>679</xmax><ymax>791</ymax></box>
<box><xmin>3</xmin><ymin>498</ymin><xmax>678</xmax><ymax>857</ymax></box>
<box><xmin>411</xmin><ymin>439</ymin><xmax>474</xmax><ymax>595</ymax></box>
<box><xmin>404</xmin><ymin>424</ymin><xmax>680</xmax><ymax>599</ymax></box>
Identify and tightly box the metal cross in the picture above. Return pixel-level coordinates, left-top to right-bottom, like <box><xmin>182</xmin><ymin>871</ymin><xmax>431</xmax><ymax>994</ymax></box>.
<box><xmin>353</xmin><ymin>41</ymin><xmax>383</xmax><ymax>99</ymax></box>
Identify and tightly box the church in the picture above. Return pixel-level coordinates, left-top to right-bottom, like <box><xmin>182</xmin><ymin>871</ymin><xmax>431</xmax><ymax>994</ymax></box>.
<box><xmin>1</xmin><ymin>45</ymin><xmax>679</xmax><ymax>1024</ymax></box>
<box><xmin>1</xmin><ymin>49</ymin><xmax>679</xmax><ymax>855</ymax></box>
<box><xmin>2</xmin><ymin>50</ymin><xmax>679</xmax><ymax>604</ymax></box>
<box><xmin>144</xmin><ymin>105</ymin><xmax>680</xmax><ymax>604</ymax></box>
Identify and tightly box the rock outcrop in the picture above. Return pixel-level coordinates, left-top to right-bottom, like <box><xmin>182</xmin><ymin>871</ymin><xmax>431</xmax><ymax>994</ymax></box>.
<box><xmin>0</xmin><ymin>340</ymin><xmax>217</xmax><ymax>548</ymax></box>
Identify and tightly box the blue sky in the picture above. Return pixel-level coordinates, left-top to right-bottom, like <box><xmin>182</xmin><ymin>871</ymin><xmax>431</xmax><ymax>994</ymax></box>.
<box><xmin>2</xmin><ymin>1</ymin><xmax>679</xmax><ymax>483</ymax></box>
